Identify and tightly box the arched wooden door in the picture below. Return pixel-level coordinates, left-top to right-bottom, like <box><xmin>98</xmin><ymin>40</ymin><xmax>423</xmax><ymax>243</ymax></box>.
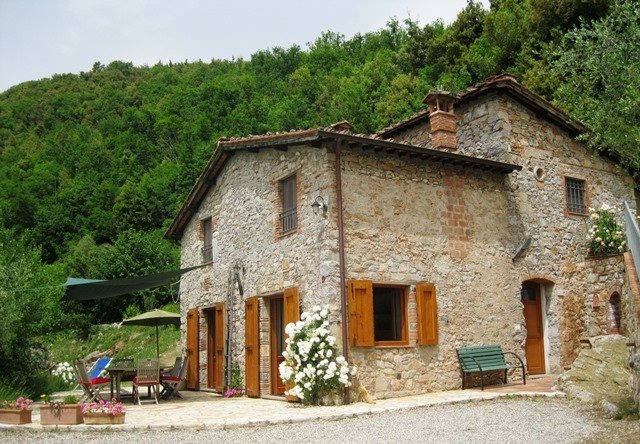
<box><xmin>186</xmin><ymin>308</ymin><xmax>200</xmax><ymax>389</ymax></box>
<box><xmin>522</xmin><ymin>282</ymin><xmax>545</xmax><ymax>374</ymax></box>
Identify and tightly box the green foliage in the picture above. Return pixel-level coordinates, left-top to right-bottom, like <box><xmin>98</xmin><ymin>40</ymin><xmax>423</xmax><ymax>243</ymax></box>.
<box><xmin>587</xmin><ymin>204</ymin><xmax>626</xmax><ymax>256</ymax></box>
<box><xmin>229</xmin><ymin>364</ymin><xmax>243</xmax><ymax>389</ymax></box>
<box><xmin>552</xmin><ymin>0</ymin><xmax>640</xmax><ymax>171</ymax></box>
<box><xmin>0</xmin><ymin>229</ymin><xmax>67</xmax><ymax>395</ymax></box>
<box><xmin>62</xmin><ymin>395</ymin><xmax>79</xmax><ymax>404</ymax></box>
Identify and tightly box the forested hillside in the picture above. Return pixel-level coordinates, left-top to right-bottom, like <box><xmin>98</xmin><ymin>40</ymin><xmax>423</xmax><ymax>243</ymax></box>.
<box><xmin>0</xmin><ymin>0</ymin><xmax>638</xmax><ymax>395</ymax></box>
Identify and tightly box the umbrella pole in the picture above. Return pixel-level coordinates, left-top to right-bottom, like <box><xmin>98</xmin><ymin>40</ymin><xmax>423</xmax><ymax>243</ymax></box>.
<box><xmin>156</xmin><ymin>323</ymin><xmax>160</xmax><ymax>361</ymax></box>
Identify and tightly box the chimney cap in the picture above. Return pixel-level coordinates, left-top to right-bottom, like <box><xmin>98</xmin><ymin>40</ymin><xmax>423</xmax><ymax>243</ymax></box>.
<box><xmin>422</xmin><ymin>90</ymin><xmax>459</xmax><ymax>105</ymax></box>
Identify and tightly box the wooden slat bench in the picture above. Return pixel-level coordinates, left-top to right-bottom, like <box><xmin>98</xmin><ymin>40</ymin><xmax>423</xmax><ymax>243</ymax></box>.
<box><xmin>456</xmin><ymin>344</ymin><xmax>526</xmax><ymax>390</ymax></box>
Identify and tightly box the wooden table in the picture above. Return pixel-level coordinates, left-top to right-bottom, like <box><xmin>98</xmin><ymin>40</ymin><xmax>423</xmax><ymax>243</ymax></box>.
<box><xmin>105</xmin><ymin>366</ymin><xmax>136</xmax><ymax>401</ymax></box>
<box><xmin>106</xmin><ymin>365</ymin><xmax>168</xmax><ymax>401</ymax></box>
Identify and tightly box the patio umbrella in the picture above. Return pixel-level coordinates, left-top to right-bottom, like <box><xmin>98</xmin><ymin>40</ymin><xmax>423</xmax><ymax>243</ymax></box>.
<box><xmin>122</xmin><ymin>309</ymin><xmax>181</xmax><ymax>361</ymax></box>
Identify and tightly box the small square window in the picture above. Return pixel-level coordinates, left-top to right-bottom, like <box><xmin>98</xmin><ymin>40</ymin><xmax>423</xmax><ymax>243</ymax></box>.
<box><xmin>373</xmin><ymin>286</ymin><xmax>407</xmax><ymax>343</ymax></box>
<box><xmin>279</xmin><ymin>175</ymin><xmax>297</xmax><ymax>234</ymax></box>
<box><xmin>565</xmin><ymin>177</ymin><xmax>586</xmax><ymax>215</ymax></box>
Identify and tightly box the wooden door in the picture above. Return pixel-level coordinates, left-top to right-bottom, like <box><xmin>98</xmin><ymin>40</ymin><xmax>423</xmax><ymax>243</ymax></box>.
<box><xmin>214</xmin><ymin>303</ymin><xmax>225</xmax><ymax>393</ymax></box>
<box><xmin>270</xmin><ymin>297</ymin><xmax>285</xmax><ymax>395</ymax></box>
<box><xmin>186</xmin><ymin>308</ymin><xmax>200</xmax><ymax>389</ymax></box>
<box><xmin>522</xmin><ymin>283</ymin><xmax>545</xmax><ymax>374</ymax></box>
<box><xmin>245</xmin><ymin>297</ymin><xmax>260</xmax><ymax>397</ymax></box>
<box><xmin>206</xmin><ymin>308</ymin><xmax>215</xmax><ymax>388</ymax></box>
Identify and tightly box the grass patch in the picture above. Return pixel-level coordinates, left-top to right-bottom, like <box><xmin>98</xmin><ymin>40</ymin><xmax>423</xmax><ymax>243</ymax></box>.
<box><xmin>613</xmin><ymin>397</ymin><xmax>640</xmax><ymax>421</ymax></box>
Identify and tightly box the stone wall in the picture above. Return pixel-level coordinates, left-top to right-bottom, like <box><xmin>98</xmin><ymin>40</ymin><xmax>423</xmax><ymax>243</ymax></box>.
<box><xmin>178</xmin><ymin>145</ymin><xmax>341</xmax><ymax>392</ymax></box>
<box><xmin>340</xmin><ymin>147</ymin><xmax>525</xmax><ymax>397</ymax></box>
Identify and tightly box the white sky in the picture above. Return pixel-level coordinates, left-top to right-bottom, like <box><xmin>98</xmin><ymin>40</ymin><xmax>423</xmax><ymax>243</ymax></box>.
<box><xmin>0</xmin><ymin>0</ymin><xmax>490</xmax><ymax>93</ymax></box>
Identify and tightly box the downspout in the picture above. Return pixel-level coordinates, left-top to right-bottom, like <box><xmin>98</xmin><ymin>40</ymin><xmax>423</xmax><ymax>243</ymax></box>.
<box><xmin>334</xmin><ymin>138</ymin><xmax>350</xmax><ymax>403</ymax></box>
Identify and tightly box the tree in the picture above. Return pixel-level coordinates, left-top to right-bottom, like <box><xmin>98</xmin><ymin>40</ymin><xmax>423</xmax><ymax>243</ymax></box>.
<box><xmin>552</xmin><ymin>0</ymin><xmax>640</xmax><ymax>170</ymax></box>
<box><xmin>0</xmin><ymin>230</ymin><xmax>66</xmax><ymax>394</ymax></box>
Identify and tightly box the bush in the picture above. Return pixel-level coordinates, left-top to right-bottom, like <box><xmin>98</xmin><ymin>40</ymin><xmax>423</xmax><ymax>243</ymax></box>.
<box><xmin>279</xmin><ymin>305</ymin><xmax>356</xmax><ymax>405</ymax></box>
<box><xmin>587</xmin><ymin>204</ymin><xmax>626</xmax><ymax>256</ymax></box>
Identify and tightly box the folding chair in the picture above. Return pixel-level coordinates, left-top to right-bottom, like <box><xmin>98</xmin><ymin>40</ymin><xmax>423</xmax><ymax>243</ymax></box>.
<box><xmin>132</xmin><ymin>359</ymin><xmax>159</xmax><ymax>405</ymax></box>
<box><xmin>72</xmin><ymin>357</ymin><xmax>111</xmax><ymax>391</ymax></box>
<box><xmin>160</xmin><ymin>357</ymin><xmax>187</xmax><ymax>400</ymax></box>
<box><xmin>88</xmin><ymin>357</ymin><xmax>112</xmax><ymax>379</ymax></box>
<box><xmin>75</xmin><ymin>360</ymin><xmax>111</xmax><ymax>402</ymax></box>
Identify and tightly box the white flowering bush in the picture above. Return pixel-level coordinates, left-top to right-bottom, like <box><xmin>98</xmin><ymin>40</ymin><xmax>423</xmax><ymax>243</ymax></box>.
<box><xmin>587</xmin><ymin>204</ymin><xmax>626</xmax><ymax>256</ymax></box>
<box><xmin>279</xmin><ymin>305</ymin><xmax>356</xmax><ymax>405</ymax></box>
<box><xmin>52</xmin><ymin>362</ymin><xmax>76</xmax><ymax>385</ymax></box>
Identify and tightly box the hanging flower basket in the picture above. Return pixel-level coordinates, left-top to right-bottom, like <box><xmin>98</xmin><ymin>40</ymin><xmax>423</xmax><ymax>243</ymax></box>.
<box><xmin>40</xmin><ymin>404</ymin><xmax>83</xmax><ymax>425</ymax></box>
<box><xmin>83</xmin><ymin>412</ymin><xmax>126</xmax><ymax>425</ymax></box>
<box><xmin>0</xmin><ymin>409</ymin><xmax>32</xmax><ymax>425</ymax></box>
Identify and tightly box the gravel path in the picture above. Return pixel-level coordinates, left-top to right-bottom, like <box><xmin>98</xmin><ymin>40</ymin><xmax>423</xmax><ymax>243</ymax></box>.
<box><xmin>3</xmin><ymin>398</ymin><xmax>637</xmax><ymax>444</ymax></box>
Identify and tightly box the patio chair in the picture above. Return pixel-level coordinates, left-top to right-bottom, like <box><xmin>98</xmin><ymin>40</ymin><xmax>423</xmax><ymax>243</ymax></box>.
<box><xmin>89</xmin><ymin>357</ymin><xmax>112</xmax><ymax>378</ymax></box>
<box><xmin>160</xmin><ymin>357</ymin><xmax>187</xmax><ymax>400</ymax></box>
<box><xmin>132</xmin><ymin>359</ymin><xmax>159</xmax><ymax>405</ymax></box>
<box><xmin>75</xmin><ymin>360</ymin><xmax>111</xmax><ymax>402</ymax></box>
<box><xmin>72</xmin><ymin>357</ymin><xmax>111</xmax><ymax>391</ymax></box>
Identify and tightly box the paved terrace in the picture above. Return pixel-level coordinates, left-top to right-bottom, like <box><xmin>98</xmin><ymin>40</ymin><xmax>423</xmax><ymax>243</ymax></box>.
<box><xmin>5</xmin><ymin>376</ymin><xmax>560</xmax><ymax>430</ymax></box>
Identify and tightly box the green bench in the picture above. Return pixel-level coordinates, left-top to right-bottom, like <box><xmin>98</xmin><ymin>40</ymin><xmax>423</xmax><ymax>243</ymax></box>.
<box><xmin>456</xmin><ymin>344</ymin><xmax>526</xmax><ymax>390</ymax></box>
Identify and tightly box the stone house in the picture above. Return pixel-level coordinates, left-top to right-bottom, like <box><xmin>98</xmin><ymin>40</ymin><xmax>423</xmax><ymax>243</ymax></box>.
<box><xmin>165</xmin><ymin>74</ymin><xmax>638</xmax><ymax>400</ymax></box>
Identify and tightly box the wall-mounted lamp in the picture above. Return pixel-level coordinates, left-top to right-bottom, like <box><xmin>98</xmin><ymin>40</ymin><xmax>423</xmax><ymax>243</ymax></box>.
<box><xmin>311</xmin><ymin>196</ymin><xmax>328</xmax><ymax>214</ymax></box>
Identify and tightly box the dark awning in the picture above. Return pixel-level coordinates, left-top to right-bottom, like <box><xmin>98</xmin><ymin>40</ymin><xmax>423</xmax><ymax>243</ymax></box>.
<box><xmin>64</xmin><ymin>264</ymin><xmax>205</xmax><ymax>300</ymax></box>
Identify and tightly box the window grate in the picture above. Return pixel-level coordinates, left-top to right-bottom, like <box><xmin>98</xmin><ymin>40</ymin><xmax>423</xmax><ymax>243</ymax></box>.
<box><xmin>280</xmin><ymin>208</ymin><xmax>297</xmax><ymax>233</ymax></box>
<box><xmin>201</xmin><ymin>245</ymin><xmax>213</xmax><ymax>263</ymax></box>
<box><xmin>566</xmin><ymin>178</ymin><xmax>586</xmax><ymax>214</ymax></box>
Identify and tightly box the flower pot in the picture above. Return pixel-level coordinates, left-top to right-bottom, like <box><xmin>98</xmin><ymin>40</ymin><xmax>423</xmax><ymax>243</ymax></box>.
<box><xmin>0</xmin><ymin>409</ymin><xmax>32</xmax><ymax>425</ymax></box>
<box><xmin>40</xmin><ymin>404</ymin><xmax>83</xmax><ymax>425</ymax></box>
<box><xmin>83</xmin><ymin>412</ymin><xmax>125</xmax><ymax>425</ymax></box>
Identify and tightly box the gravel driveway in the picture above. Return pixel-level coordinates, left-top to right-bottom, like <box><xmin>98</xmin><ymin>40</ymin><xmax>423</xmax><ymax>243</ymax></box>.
<box><xmin>3</xmin><ymin>398</ymin><xmax>638</xmax><ymax>443</ymax></box>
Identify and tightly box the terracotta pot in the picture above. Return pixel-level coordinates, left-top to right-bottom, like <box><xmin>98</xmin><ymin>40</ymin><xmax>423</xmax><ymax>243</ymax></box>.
<box><xmin>40</xmin><ymin>404</ymin><xmax>83</xmax><ymax>425</ymax></box>
<box><xmin>0</xmin><ymin>409</ymin><xmax>32</xmax><ymax>425</ymax></box>
<box><xmin>83</xmin><ymin>412</ymin><xmax>125</xmax><ymax>425</ymax></box>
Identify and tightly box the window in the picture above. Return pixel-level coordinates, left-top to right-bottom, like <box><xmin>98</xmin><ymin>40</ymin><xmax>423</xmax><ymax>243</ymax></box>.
<box><xmin>373</xmin><ymin>287</ymin><xmax>406</xmax><ymax>342</ymax></box>
<box><xmin>279</xmin><ymin>175</ymin><xmax>297</xmax><ymax>234</ymax></box>
<box><xmin>200</xmin><ymin>217</ymin><xmax>213</xmax><ymax>263</ymax></box>
<box><xmin>565</xmin><ymin>177</ymin><xmax>586</xmax><ymax>215</ymax></box>
<box><xmin>348</xmin><ymin>280</ymin><xmax>438</xmax><ymax>347</ymax></box>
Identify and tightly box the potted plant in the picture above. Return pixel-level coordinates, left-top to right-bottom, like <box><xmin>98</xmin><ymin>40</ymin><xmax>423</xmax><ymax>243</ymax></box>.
<box><xmin>40</xmin><ymin>394</ymin><xmax>83</xmax><ymax>425</ymax></box>
<box><xmin>80</xmin><ymin>399</ymin><xmax>126</xmax><ymax>425</ymax></box>
<box><xmin>0</xmin><ymin>396</ymin><xmax>34</xmax><ymax>424</ymax></box>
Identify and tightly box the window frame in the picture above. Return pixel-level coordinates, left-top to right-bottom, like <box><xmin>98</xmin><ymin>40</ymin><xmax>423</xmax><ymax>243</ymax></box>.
<box><xmin>372</xmin><ymin>284</ymin><xmax>409</xmax><ymax>347</ymax></box>
<box><xmin>278</xmin><ymin>173</ymin><xmax>298</xmax><ymax>236</ymax></box>
<box><xmin>200</xmin><ymin>217</ymin><xmax>213</xmax><ymax>263</ymax></box>
<box><xmin>564</xmin><ymin>176</ymin><xmax>588</xmax><ymax>216</ymax></box>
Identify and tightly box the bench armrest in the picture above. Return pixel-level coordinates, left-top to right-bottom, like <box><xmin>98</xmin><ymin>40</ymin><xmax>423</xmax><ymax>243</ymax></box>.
<box><xmin>502</xmin><ymin>351</ymin><xmax>524</xmax><ymax>368</ymax></box>
<box><xmin>502</xmin><ymin>351</ymin><xmax>527</xmax><ymax>385</ymax></box>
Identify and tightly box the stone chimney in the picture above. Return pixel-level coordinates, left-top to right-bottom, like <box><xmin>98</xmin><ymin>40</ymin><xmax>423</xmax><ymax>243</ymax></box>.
<box><xmin>423</xmin><ymin>91</ymin><xmax>458</xmax><ymax>150</ymax></box>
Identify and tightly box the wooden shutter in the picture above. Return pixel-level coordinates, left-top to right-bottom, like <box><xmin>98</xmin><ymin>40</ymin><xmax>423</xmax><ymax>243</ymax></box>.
<box><xmin>214</xmin><ymin>303</ymin><xmax>225</xmax><ymax>393</ymax></box>
<box><xmin>347</xmin><ymin>280</ymin><xmax>374</xmax><ymax>346</ymax></box>
<box><xmin>416</xmin><ymin>283</ymin><xmax>438</xmax><ymax>345</ymax></box>
<box><xmin>186</xmin><ymin>308</ymin><xmax>200</xmax><ymax>389</ymax></box>
<box><xmin>245</xmin><ymin>297</ymin><xmax>260</xmax><ymax>397</ymax></box>
<box><xmin>283</xmin><ymin>287</ymin><xmax>300</xmax><ymax>327</ymax></box>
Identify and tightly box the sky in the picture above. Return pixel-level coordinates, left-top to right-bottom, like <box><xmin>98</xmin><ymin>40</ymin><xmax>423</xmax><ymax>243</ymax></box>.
<box><xmin>0</xmin><ymin>0</ymin><xmax>490</xmax><ymax>93</ymax></box>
